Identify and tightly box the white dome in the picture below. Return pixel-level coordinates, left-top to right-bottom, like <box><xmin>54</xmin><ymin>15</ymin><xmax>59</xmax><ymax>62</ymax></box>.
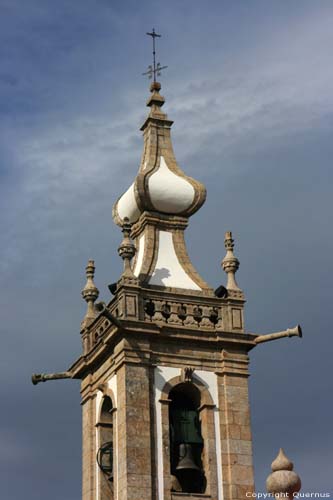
<box><xmin>148</xmin><ymin>157</ymin><xmax>195</xmax><ymax>213</ymax></box>
<box><xmin>116</xmin><ymin>183</ymin><xmax>140</xmax><ymax>223</ymax></box>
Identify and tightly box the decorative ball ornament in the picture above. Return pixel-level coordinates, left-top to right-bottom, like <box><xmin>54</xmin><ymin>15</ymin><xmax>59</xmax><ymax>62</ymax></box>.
<box><xmin>266</xmin><ymin>449</ymin><xmax>301</xmax><ymax>498</ymax></box>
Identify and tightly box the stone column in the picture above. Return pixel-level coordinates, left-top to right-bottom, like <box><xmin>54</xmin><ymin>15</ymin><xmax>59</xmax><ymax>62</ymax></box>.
<box><xmin>217</xmin><ymin>351</ymin><xmax>255</xmax><ymax>500</ymax></box>
<box><xmin>117</xmin><ymin>363</ymin><xmax>154</xmax><ymax>500</ymax></box>
<box><xmin>82</xmin><ymin>385</ymin><xmax>97</xmax><ymax>500</ymax></box>
<box><xmin>199</xmin><ymin>403</ymin><xmax>218</xmax><ymax>500</ymax></box>
<box><xmin>160</xmin><ymin>398</ymin><xmax>172</xmax><ymax>500</ymax></box>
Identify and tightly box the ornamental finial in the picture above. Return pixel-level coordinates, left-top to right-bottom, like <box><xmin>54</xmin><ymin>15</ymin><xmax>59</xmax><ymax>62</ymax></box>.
<box><xmin>142</xmin><ymin>28</ymin><xmax>168</xmax><ymax>84</ymax></box>
<box><xmin>142</xmin><ymin>29</ymin><xmax>167</xmax><ymax>114</ymax></box>
<box><xmin>81</xmin><ymin>259</ymin><xmax>99</xmax><ymax>328</ymax></box>
<box><xmin>266</xmin><ymin>449</ymin><xmax>301</xmax><ymax>498</ymax></box>
<box><xmin>221</xmin><ymin>231</ymin><xmax>241</xmax><ymax>291</ymax></box>
<box><xmin>118</xmin><ymin>218</ymin><xmax>136</xmax><ymax>278</ymax></box>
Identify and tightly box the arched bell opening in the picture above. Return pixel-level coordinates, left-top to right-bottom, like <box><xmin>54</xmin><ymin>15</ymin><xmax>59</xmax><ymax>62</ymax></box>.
<box><xmin>169</xmin><ymin>382</ymin><xmax>206</xmax><ymax>494</ymax></box>
<box><xmin>96</xmin><ymin>395</ymin><xmax>114</xmax><ymax>499</ymax></box>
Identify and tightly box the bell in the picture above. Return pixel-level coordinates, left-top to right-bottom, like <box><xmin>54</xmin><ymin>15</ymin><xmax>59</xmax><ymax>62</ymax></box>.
<box><xmin>176</xmin><ymin>443</ymin><xmax>200</xmax><ymax>471</ymax></box>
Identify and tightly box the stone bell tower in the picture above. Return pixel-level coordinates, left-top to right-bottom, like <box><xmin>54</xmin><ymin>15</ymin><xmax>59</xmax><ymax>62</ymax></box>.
<box><xmin>74</xmin><ymin>78</ymin><xmax>302</xmax><ymax>500</ymax></box>
<box><xmin>80</xmin><ymin>78</ymin><xmax>259</xmax><ymax>500</ymax></box>
<box><xmin>32</xmin><ymin>76</ymin><xmax>302</xmax><ymax>500</ymax></box>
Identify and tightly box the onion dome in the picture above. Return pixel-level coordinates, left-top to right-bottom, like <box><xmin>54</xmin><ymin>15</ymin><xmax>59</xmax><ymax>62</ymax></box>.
<box><xmin>112</xmin><ymin>82</ymin><xmax>211</xmax><ymax>293</ymax></box>
<box><xmin>112</xmin><ymin>81</ymin><xmax>206</xmax><ymax>226</ymax></box>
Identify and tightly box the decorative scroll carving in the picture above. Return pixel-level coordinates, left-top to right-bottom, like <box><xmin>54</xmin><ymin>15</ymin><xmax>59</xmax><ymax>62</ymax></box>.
<box><xmin>181</xmin><ymin>367</ymin><xmax>195</xmax><ymax>382</ymax></box>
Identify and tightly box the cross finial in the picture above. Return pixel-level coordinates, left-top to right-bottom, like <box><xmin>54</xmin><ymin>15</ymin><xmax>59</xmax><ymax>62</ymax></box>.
<box><xmin>142</xmin><ymin>28</ymin><xmax>168</xmax><ymax>82</ymax></box>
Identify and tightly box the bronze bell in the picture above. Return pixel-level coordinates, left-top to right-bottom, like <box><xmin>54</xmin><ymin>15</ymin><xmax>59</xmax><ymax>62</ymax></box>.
<box><xmin>176</xmin><ymin>443</ymin><xmax>200</xmax><ymax>471</ymax></box>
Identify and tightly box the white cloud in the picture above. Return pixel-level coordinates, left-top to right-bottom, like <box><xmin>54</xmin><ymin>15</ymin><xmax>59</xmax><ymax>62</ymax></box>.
<box><xmin>2</xmin><ymin>4</ymin><xmax>333</xmax><ymax>276</ymax></box>
<box><xmin>167</xmin><ymin>6</ymin><xmax>333</xmax><ymax>160</ymax></box>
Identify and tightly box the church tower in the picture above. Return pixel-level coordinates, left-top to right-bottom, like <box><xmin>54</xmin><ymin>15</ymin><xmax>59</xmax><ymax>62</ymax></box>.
<box><xmin>32</xmin><ymin>41</ymin><xmax>302</xmax><ymax>500</ymax></box>
<box><xmin>76</xmin><ymin>78</ymin><xmax>258</xmax><ymax>500</ymax></box>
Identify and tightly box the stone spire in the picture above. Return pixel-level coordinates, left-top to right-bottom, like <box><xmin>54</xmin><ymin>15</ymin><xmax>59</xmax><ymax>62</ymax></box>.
<box><xmin>81</xmin><ymin>259</ymin><xmax>99</xmax><ymax>328</ymax></box>
<box><xmin>112</xmin><ymin>82</ymin><xmax>211</xmax><ymax>292</ymax></box>
<box><xmin>222</xmin><ymin>231</ymin><xmax>241</xmax><ymax>291</ymax></box>
<box><xmin>266</xmin><ymin>448</ymin><xmax>301</xmax><ymax>498</ymax></box>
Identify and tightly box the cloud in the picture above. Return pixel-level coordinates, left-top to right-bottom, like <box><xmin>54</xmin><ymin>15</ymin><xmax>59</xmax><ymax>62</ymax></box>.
<box><xmin>2</xmin><ymin>0</ymin><xmax>333</xmax><ymax>315</ymax></box>
<box><xmin>1</xmin><ymin>3</ymin><xmax>332</xmax><ymax>498</ymax></box>
<box><xmin>168</xmin><ymin>6</ymin><xmax>333</xmax><ymax>166</ymax></box>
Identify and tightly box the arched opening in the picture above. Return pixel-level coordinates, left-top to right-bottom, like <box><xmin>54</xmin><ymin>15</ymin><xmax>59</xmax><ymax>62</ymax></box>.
<box><xmin>97</xmin><ymin>396</ymin><xmax>114</xmax><ymax>499</ymax></box>
<box><xmin>169</xmin><ymin>382</ymin><xmax>206</xmax><ymax>494</ymax></box>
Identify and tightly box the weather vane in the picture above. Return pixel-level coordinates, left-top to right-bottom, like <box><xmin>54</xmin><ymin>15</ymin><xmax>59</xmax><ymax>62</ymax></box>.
<box><xmin>142</xmin><ymin>28</ymin><xmax>168</xmax><ymax>82</ymax></box>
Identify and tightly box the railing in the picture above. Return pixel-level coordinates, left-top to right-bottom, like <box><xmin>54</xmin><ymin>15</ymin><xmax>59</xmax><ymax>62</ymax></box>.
<box><xmin>85</xmin><ymin>291</ymin><xmax>245</xmax><ymax>352</ymax></box>
<box><xmin>143</xmin><ymin>298</ymin><xmax>222</xmax><ymax>329</ymax></box>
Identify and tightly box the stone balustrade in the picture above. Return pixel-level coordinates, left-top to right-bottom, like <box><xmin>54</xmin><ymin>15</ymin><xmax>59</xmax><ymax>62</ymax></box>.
<box><xmin>143</xmin><ymin>297</ymin><xmax>222</xmax><ymax>329</ymax></box>
<box><xmin>84</xmin><ymin>290</ymin><xmax>246</xmax><ymax>352</ymax></box>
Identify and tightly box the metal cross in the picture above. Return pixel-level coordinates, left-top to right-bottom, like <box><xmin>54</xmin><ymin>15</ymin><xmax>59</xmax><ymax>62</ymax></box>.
<box><xmin>142</xmin><ymin>28</ymin><xmax>168</xmax><ymax>82</ymax></box>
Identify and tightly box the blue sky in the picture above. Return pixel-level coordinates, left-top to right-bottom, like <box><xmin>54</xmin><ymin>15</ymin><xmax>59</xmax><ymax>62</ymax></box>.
<box><xmin>1</xmin><ymin>1</ymin><xmax>333</xmax><ymax>498</ymax></box>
